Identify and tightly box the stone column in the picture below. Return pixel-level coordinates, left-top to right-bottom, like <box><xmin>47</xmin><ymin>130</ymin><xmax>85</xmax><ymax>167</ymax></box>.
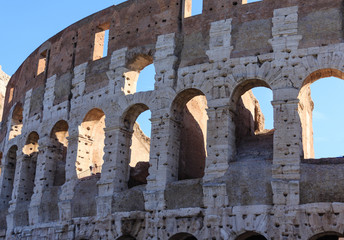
<box><xmin>268</xmin><ymin>6</ymin><xmax>302</xmax><ymax>54</ymax></box>
<box><xmin>107</xmin><ymin>47</ymin><xmax>129</xmax><ymax>94</ymax></box>
<box><xmin>29</xmin><ymin>135</ymin><xmax>62</xmax><ymax>224</ymax></box>
<box><xmin>6</xmin><ymin>154</ymin><xmax>24</xmax><ymax>235</ymax></box>
<box><xmin>203</xmin><ymin>104</ymin><xmax>234</xmax><ymax>182</ymax></box>
<box><xmin>202</xmin><ymin>102</ymin><xmax>234</xmax><ymax>238</ymax></box>
<box><xmin>6</xmin><ymin>147</ymin><xmax>36</xmax><ymax>231</ymax></box>
<box><xmin>97</xmin><ymin>126</ymin><xmax>132</xmax><ymax>217</ymax></box>
<box><xmin>271</xmin><ymin>93</ymin><xmax>302</xmax><ymax>205</ymax></box>
<box><xmin>144</xmin><ymin>113</ymin><xmax>181</xmax><ymax>210</ymax></box>
<box><xmin>58</xmin><ymin>131</ymin><xmax>79</xmax><ymax>221</ymax></box>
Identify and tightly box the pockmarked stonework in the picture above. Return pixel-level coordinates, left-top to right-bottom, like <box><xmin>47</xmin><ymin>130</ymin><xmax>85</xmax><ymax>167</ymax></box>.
<box><xmin>1</xmin><ymin>0</ymin><xmax>344</xmax><ymax>239</ymax></box>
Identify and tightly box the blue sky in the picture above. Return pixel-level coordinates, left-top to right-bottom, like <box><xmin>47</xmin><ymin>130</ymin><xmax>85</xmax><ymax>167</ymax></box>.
<box><xmin>0</xmin><ymin>1</ymin><xmax>342</xmax><ymax>158</ymax></box>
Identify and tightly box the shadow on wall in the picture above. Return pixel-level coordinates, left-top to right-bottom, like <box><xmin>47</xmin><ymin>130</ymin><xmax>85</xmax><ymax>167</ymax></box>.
<box><xmin>171</xmin><ymin>89</ymin><xmax>208</xmax><ymax>181</ymax></box>
<box><xmin>13</xmin><ymin>132</ymin><xmax>39</xmax><ymax>226</ymax></box>
<box><xmin>234</xmin><ymin>88</ymin><xmax>273</xmax><ymax>162</ymax></box>
<box><xmin>0</xmin><ymin>145</ymin><xmax>17</xmax><ymax>230</ymax></box>
<box><xmin>179</xmin><ymin>96</ymin><xmax>207</xmax><ymax>180</ymax></box>
<box><xmin>9</xmin><ymin>103</ymin><xmax>23</xmax><ymax>140</ymax></box>
<box><xmin>77</xmin><ymin>108</ymin><xmax>105</xmax><ymax>178</ymax></box>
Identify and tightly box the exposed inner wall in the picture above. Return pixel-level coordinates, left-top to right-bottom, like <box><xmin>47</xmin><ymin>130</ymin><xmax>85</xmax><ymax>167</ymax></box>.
<box><xmin>298</xmin><ymin>85</ymin><xmax>315</xmax><ymax>159</ymax></box>
<box><xmin>301</xmin><ymin>158</ymin><xmax>344</xmax><ymax>204</ymax></box>
<box><xmin>130</xmin><ymin>123</ymin><xmax>150</xmax><ymax>168</ymax></box>
<box><xmin>235</xmin><ymin>90</ymin><xmax>273</xmax><ymax>162</ymax></box>
<box><xmin>179</xmin><ymin>95</ymin><xmax>208</xmax><ymax>180</ymax></box>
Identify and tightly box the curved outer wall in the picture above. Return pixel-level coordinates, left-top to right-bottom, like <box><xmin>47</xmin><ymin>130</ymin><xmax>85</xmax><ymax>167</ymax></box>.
<box><xmin>1</xmin><ymin>0</ymin><xmax>344</xmax><ymax>239</ymax></box>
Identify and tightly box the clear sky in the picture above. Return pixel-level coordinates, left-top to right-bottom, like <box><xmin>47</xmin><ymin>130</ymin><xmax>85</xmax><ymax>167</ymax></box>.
<box><xmin>0</xmin><ymin>1</ymin><xmax>342</xmax><ymax>159</ymax></box>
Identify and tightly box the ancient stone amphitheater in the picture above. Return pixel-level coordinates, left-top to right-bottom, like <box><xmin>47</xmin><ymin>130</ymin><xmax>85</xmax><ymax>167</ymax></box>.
<box><xmin>1</xmin><ymin>0</ymin><xmax>344</xmax><ymax>239</ymax></box>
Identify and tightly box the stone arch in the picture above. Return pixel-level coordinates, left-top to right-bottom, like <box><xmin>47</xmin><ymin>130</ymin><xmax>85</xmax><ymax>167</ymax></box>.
<box><xmin>298</xmin><ymin>68</ymin><xmax>344</xmax><ymax>159</ymax></box>
<box><xmin>230</xmin><ymin>79</ymin><xmax>271</xmax><ymax>112</ymax></box>
<box><xmin>77</xmin><ymin>108</ymin><xmax>105</xmax><ymax>178</ymax></box>
<box><xmin>116</xmin><ymin>235</ymin><xmax>136</xmax><ymax>240</ymax></box>
<box><xmin>229</xmin><ymin>79</ymin><xmax>273</xmax><ymax>161</ymax></box>
<box><xmin>171</xmin><ymin>88</ymin><xmax>208</xmax><ymax>180</ymax></box>
<box><xmin>123</xmin><ymin>53</ymin><xmax>155</xmax><ymax>94</ymax></box>
<box><xmin>235</xmin><ymin>231</ymin><xmax>268</xmax><ymax>240</ymax></box>
<box><xmin>169</xmin><ymin>232</ymin><xmax>198</xmax><ymax>240</ymax></box>
<box><xmin>122</xmin><ymin>103</ymin><xmax>151</xmax><ymax>188</ymax></box>
<box><xmin>50</xmin><ymin>120</ymin><xmax>69</xmax><ymax>186</ymax></box>
<box><xmin>8</xmin><ymin>103</ymin><xmax>23</xmax><ymax>140</ymax></box>
<box><xmin>309</xmin><ymin>231</ymin><xmax>344</xmax><ymax>240</ymax></box>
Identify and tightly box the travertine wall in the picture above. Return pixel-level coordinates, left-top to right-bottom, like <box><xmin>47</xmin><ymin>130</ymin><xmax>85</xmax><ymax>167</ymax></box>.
<box><xmin>1</xmin><ymin>0</ymin><xmax>344</xmax><ymax>239</ymax></box>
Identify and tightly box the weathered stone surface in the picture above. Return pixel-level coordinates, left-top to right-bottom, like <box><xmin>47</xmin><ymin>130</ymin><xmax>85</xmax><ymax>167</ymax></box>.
<box><xmin>1</xmin><ymin>0</ymin><xmax>344</xmax><ymax>239</ymax></box>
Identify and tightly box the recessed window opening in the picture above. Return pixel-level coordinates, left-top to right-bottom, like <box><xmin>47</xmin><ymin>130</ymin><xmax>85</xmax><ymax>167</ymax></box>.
<box><xmin>235</xmin><ymin>85</ymin><xmax>273</xmax><ymax>161</ymax></box>
<box><xmin>125</xmin><ymin>55</ymin><xmax>154</xmax><ymax>95</ymax></box>
<box><xmin>184</xmin><ymin>0</ymin><xmax>203</xmax><ymax>18</ymax></box>
<box><xmin>50</xmin><ymin>120</ymin><xmax>68</xmax><ymax>186</ymax></box>
<box><xmin>77</xmin><ymin>109</ymin><xmax>105</xmax><ymax>179</ymax></box>
<box><xmin>242</xmin><ymin>0</ymin><xmax>262</xmax><ymax>4</ymax></box>
<box><xmin>236</xmin><ymin>87</ymin><xmax>273</xmax><ymax>136</ymax></box>
<box><xmin>172</xmin><ymin>89</ymin><xmax>208</xmax><ymax>181</ymax></box>
<box><xmin>9</xmin><ymin>104</ymin><xmax>23</xmax><ymax>140</ymax></box>
<box><xmin>300</xmin><ymin>76</ymin><xmax>344</xmax><ymax>159</ymax></box>
<box><xmin>125</xmin><ymin>105</ymin><xmax>151</xmax><ymax>188</ymax></box>
<box><xmin>93</xmin><ymin>23</ymin><xmax>110</xmax><ymax>60</ymax></box>
<box><xmin>37</xmin><ymin>50</ymin><xmax>48</xmax><ymax>75</ymax></box>
<box><xmin>136</xmin><ymin>64</ymin><xmax>155</xmax><ymax>92</ymax></box>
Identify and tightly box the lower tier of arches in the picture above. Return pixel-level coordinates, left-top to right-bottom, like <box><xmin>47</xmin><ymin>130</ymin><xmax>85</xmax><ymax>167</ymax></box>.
<box><xmin>4</xmin><ymin>203</ymin><xmax>344</xmax><ymax>240</ymax></box>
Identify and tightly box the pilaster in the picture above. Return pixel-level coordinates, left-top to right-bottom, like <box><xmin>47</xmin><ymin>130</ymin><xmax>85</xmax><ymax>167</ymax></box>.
<box><xmin>271</xmin><ymin>96</ymin><xmax>302</xmax><ymax>205</ymax></box>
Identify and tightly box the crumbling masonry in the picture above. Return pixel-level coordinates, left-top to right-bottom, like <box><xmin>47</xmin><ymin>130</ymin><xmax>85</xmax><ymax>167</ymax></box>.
<box><xmin>1</xmin><ymin>0</ymin><xmax>344</xmax><ymax>239</ymax></box>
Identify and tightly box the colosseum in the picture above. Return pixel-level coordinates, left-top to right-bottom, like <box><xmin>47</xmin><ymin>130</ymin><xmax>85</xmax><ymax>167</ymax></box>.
<box><xmin>1</xmin><ymin>0</ymin><xmax>344</xmax><ymax>239</ymax></box>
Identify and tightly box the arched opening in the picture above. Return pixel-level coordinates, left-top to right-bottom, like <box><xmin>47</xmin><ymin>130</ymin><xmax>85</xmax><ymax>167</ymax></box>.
<box><xmin>21</xmin><ymin>132</ymin><xmax>39</xmax><ymax>202</ymax></box>
<box><xmin>231</xmin><ymin>80</ymin><xmax>273</xmax><ymax>161</ymax></box>
<box><xmin>12</xmin><ymin>132</ymin><xmax>39</xmax><ymax>226</ymax></box>
<box><xmin>124</xmin><ymin>54</ymin><xmax>155</xmax><ymax>94</ymax></box>
<box><xmin>0</xmin><ymin>147</ymin><xmax>16</xmax><ymax>229</ymax></box>
<box><xmin>309</xmin><ymin>232</ymin><xmax>344</xmax><ymax>240</ymax></box>
<box><xmin>116</xmin><ymin>236</ymin><xmax>136</xmax><ymax>240</ymax></box>
<box><xmin>50</xmin><ymin>120</ymin><xmax>68</xmax><ymax>186</ymax></box>
<box><xmin>171</xmin><ymin>89</ymin><xmax>208</xmax><ymax>180</ymax></box>
<box><xmin>77</xmin><ymin>108</ymin><xmax>105</xmax><ymax>179</ymax></box>
<box><xmin>0</xmin><ymin>146</ymin><xmax>17</xmax><ymax>206</ymax></box>
<box><xmin>236</xmin><ymin>231</ymin><xmax>267</xmax><ymax>240</ymax></box>
<box><xmin>299</xmin><ymin>69</ymin><xmax>344</xmax><ymax>159</ymax></box>
<box><xmin>169</xmin><ymin>232</ymin><xmax>198</xmax><ymax>240</ymax></box>
<box><xmin>122</xmin><ymin>104</ymin><xmax>151</xmax><ymax>188</ymax></box>
<box><xmin>9</xmin><ymin>103</ymin><xmax>23</xmax><ymax>140</ymax></box>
